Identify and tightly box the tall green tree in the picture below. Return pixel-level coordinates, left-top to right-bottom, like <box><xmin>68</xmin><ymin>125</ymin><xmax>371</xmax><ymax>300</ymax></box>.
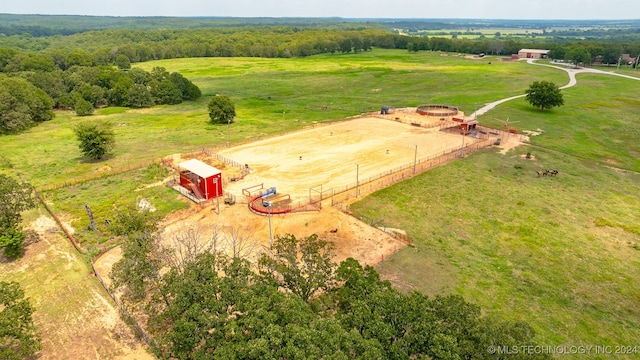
<box><xmin>525</xmin><ymin>81</ymin><xmax>564</xmax><ymax>111</ymax></box>
<box><xmin>108</xmin><ymin>75</ymin><xmax>134</xmax><ymax>106</ymax></box>
<box><xmin>602</xmin><ymin>43</ymin><xmax>623</xmax><ymax>66</ymax></box>
<box><xmin>207</xmin><ymin>95</ymin><xmax>236</xmax><ymax>124</ymax></box>
<box><xmin>150</xmin><ymin>79</ymin><xmax>182</xmax><ymax>105</ymax></box>
<box><xmin>72</xmin><ymin>120</ymin><xmax>116</xmax><ymax>160</ymax></box>
<box><xmin>258</xmin><ymin>233</ymin><xmax>336</xmax><ymax>302</ymax></box>
<box><xmin>115</xmin><ymin>54</ymin><xmax>131</xmax><ymax>70</ymax></box>
<box><xmin>565</xmin><ymin>45</ymin><xmax>592</xmax><ymax>67</ymax></box>
<box><xmin>168</xmin><ymin>72</ymin><xmax>201</xmax><ymax>101</ymax></box>
<box><xmin>0</xmin><ymin>281</ymin><xmax>41</xmax><ymax>360</ymax></box>
<box><xmin>0</xmin><ymin>175</ymin><xmax>35</xmax><ymax>259</ymax></box>
<box><xmin>127</xmin><ymin>84</ymin><xmax>154</xmax><ymax>108</ymax></box>
<box><xmin>0</xmin><ymin>75</ymin><xmax>54</xmax><ymax>134</ymax></box>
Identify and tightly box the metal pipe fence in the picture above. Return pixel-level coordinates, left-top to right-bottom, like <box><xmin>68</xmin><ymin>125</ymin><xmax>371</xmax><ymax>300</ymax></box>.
<box><xmin>295</xmin><ymin>137</ymin><xmax>494</xmax><ymax>212</ymax></box>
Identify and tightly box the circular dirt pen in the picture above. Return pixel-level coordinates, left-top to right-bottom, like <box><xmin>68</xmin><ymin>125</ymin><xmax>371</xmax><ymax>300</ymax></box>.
<box><xmin>249</xmin><ymin>194</ymin><xmax>292</xmax><ymax>215</ymax></box>
<box><xmin>416</xmin><ymin>104</ymin><xmax>459</xmax><ymax>117</ymax></box>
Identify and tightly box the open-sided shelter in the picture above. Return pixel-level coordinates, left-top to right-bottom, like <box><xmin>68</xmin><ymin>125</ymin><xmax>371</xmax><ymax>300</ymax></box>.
<box><xmin>178</xmin><ymin>159</ymin><xmax>223</xmax><ymax>200</ymax></box>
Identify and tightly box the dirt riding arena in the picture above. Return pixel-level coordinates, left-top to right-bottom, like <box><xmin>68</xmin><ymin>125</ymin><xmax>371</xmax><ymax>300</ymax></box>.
<box><xmin>219</xmin><ymin>115</ymin><xmax>481</xmax><ymax>205</ymax></box>
<box><xmin>96</xmin><ymin>114</ymin><xmax>492</xmax><ymax>273</ymax></box>
<box><xmin>166</xmin><ymin>114</ymin><xmax>487</xmax><ymax>260</ymax></box>
<box><xmin>90</xmin><ymin>110</ymin><xmax>507</xmax><ymax>354</ymax></box>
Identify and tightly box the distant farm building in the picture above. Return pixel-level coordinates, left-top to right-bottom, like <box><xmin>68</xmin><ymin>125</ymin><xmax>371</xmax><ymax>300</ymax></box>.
<box><xmin>518</xmin><ymin>49</ymin><xmax>550</xmax><ymax>59</ymax></box>
<box><xmin>177</xmin><ymin>159</ymin><xmax>223</xmax><ymax>201</ymax></box>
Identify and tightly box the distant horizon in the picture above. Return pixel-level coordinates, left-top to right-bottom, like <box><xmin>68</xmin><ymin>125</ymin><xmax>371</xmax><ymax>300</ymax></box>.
<box><xmin>2</xmin><ymin>0</ymin><xmax>639</xmax><ymax>21</ymax></box>
<box><xmin>2</xmin><ymin>13</ymin><xmax>639</xmax><ymax>22</ymax></box>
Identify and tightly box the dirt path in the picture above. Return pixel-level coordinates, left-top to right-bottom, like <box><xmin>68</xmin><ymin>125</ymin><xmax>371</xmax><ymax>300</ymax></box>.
<box><xmin>0</xmin><ymin>214</ymin><xmax>153</xmax><ymax>360</ymax></box>
<box><xmin>470</xmin><ymin>58</ymin><xmax>640</xmax><ymax>119</ymax></box>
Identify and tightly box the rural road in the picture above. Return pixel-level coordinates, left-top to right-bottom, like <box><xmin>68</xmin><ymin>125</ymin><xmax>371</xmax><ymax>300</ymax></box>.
<box><xmin>469</xmin><ymin>58</ymin><xmax>640</xmax><ymax>119</ymax></box>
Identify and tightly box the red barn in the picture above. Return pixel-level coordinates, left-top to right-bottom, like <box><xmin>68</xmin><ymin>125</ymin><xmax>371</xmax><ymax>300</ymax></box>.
<box><xmin>178</xmin><ymin>159</ymin><xmax>222</xmax><ymax>200</ymax></box>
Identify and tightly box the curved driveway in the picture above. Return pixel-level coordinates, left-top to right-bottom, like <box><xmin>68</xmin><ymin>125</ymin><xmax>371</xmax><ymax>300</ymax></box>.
<box><xmin>470</xmin><ymin>58</ymin><xmax>640</xmax><ymax>119</ymax></box>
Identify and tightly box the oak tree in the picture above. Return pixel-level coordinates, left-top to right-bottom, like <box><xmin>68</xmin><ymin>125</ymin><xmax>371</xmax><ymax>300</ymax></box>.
<box><xmin>525</xmin><ymin>81</ymin><xmax>564</xmax><ymax>111</ymax></box>
<box><xmin>258</xmin><ymin>233</ymin><xmax>336</xmax><ymax>302</ymax></box>
<box><xmin>207</xmin><ymin>95</ymin><xmax>236</xmax><ymax>124</ymax></box>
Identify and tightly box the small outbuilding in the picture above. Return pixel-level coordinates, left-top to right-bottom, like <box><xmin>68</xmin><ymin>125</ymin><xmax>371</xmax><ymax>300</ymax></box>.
<box><xmin>460</xmin><ymin>120</ymin><xmax>478</xmax><ymax>135</ymax></box>
<box><xmin>518</xmin><ymin>49</ymin><xmax>550</xmax><ymax>59</ymax></box>
<box><xmin>178</xmin><ymin>159</ymin><xmax>222</xmax><ymax>200</ymax></box>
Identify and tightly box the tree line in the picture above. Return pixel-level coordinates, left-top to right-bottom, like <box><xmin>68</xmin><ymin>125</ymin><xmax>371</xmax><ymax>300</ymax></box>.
<box><xmin>2</xmin><ymin>26</ymin><xmax>638</xmax><ymax>69</ymax></box>
<box><xmin>0</xmin><ymin>64</ymin><xmax>201</xmax><ymax>134</ymax></box>
<box><xmin>109</xmin><ymin>210</ymin><xmax>549</xmax><ymax>359</ymax></box>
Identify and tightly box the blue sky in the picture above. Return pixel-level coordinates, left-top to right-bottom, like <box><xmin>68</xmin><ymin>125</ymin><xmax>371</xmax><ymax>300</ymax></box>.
<box><xmin>1</xmin><ymin>0</ymin><xmax>638</xmax><ymax>19</ymax></box>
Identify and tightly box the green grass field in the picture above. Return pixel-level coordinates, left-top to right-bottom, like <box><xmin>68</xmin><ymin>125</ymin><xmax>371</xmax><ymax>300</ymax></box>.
<box><xmin>345</xmin><ymin>51</ymin><xmax>640</xmax><ymax>354</ymax></box>
<box><xmin>480</xmin><ymin>74</ymin><xmax>640</xmax><ymax>172</ymax></box>
<box><xmin>351</xmin><ymin>146</ymin><xmax>640</xmax><ymax>350</ymax></box>
<box><xmin>1</xmin><ymin>49</ymin><xmax>639</xmax><ymax>355</ymax></box>
<box><xmin>0</xmin><ymin>50</ymin><xmax>566</xmax><ymax>188</ymax></box>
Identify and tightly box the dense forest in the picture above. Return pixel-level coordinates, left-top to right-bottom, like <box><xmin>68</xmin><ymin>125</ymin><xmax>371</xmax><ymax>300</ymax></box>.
<box><xmin>2</xmin><ymin>14</ymin><xmax>640</xmax><ymax>37</ymax></box>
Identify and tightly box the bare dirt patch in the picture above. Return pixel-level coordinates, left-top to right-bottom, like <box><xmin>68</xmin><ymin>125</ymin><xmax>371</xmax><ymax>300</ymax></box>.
<box><xmin>521</xmin><ymin>128</ymin><xmax>544</xmax><ymax>136</ymax></box>
<box><xmin>497</xmin><ymin>134</ymin><xmax>529</xmax><ymax>155</ymax></box>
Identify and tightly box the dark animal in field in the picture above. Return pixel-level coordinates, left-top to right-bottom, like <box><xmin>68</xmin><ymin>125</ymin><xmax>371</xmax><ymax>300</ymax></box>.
<box><xmin>546</xmin><ymin>170</ymin><xmax>559</xmax><ymax>176</ymax></box>
<box><xmin>329</xmin><ymin>228</ymin><xmax>338</xmax><ymax>233</ymax></box>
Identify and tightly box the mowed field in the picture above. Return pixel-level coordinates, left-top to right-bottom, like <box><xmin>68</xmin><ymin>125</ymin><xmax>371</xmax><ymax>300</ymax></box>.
<box><xmin>220</xmin><ymin>116</ymin><xmax>480</xmax><ymax>203</ymax></box>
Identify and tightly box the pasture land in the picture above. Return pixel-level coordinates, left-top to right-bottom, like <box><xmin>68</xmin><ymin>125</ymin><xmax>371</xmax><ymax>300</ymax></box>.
<box><xmin>351</xmin><ymin>143</ymin><xmax>640</xmax><ymax>351</ymax></box>
<box><xmin>479</xmin><ymin>74</ymin><xmax>640</xmax><ymax>172</ymax></box>
<box><xmin>1</xmin><ymin>49</ymin><xmax>639</xmax><ymax>357</ymax></box>
<box><xmin>0</xmin><ymin>49</ymin><xmax>565</xmax><ymax>188</ymax></box>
